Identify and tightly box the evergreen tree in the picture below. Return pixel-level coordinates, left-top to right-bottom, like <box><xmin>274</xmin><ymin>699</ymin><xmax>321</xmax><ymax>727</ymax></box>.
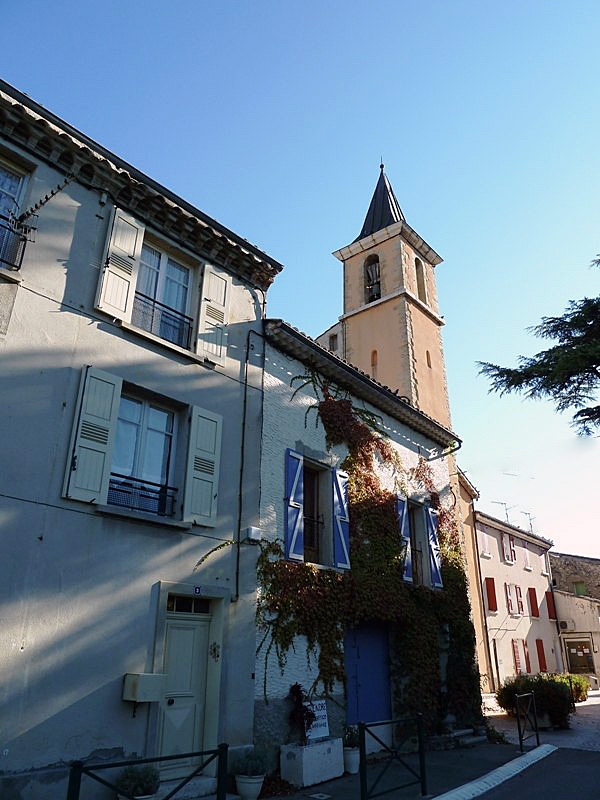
<box><xmin>478</xmin><ymin>259</ymin><xmax>600</xmax><ymax>434</ymax></box>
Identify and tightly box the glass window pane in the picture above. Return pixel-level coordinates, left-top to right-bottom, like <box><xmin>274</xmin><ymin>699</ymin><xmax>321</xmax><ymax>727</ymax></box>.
<box><xmin>138</xmin><ymin>244</ymin><xmax>161</xmax><ymax>298</ymax></box>
<box><xmin>164</xmin><ymin>259</ymin><xmax>189</xmax><ymax>313</ymax></box>
<box><xmin>112</xmin><ymin>419</ymin><xmax>139</xmax><ymax>475</ymax></box>
<box><xmin>148</xmin><ymin>406</ymin><xmax>173</xmax><ymax>434</ymax></box>
<box><xmin>142</xmin><ymin>428</ymin><xmax>172</xmax><ymax>484</ymax></box>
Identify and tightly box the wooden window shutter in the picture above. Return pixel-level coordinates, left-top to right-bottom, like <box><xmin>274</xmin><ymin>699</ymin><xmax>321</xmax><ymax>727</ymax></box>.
<box><xmin>511</xmin><ymin>639</ymin><xmax>522</xmax><ymax>673</ymax></box>
<box><xmin>332</xmin><ymin>469</ymin><xmax>350</xmax><ymax>569</ymax></box>
<box><xmin>63</xmin><ymin>367</ymin><xmax>122</xmax><ymax>504</ymax></box>
<box><xmin>96</xmin><ymin>207</ymin><xmax>144</xmax><ymax>321</ymax></box>
<box><xmin>515</xmin><ymin>585</ymin><xmax>524</xmax><ymax>615</ymax></box>
<box><xmin>523</xmin><ymin>541</ymin><xmax>531</xmax><ymax>569</ymax></box>
<box><xmin>536</xmin><ymin>638</ymin><xmax>547</xmax><ymax>672</ymax></box>
<box><xmin>284</xmin><ymin>449</ymin><xmax>304</xmax><ymax>561</ymax></box>
<box><xmin>504</xmin><ymin>582</ymin><xmax>514</xmax><ymax>614</ymax></box>
<box><xmin>396</xmin><ymin>495</ymin><xmax>412</xmax><ymax>582</ymax></box>
<box><xmin>528</xmin><ymin>587</ymin><xmax>539</xmax><ymax>617</ymax></box>
<box><xmin>197</xmin><ymin>263</ymin><xmax>232</xmax><ymax>365</ymax></box>
<box><xmin>425</xmin><ymin>507</ymin><xmax>443</xmax><ymax>588</ymax></box>
<box><xmin>501</xmin><ymin>534</ymin><xmax>511</xmax><ymax>562</ymax></box>
<box><xmin>546</xmin><ymin>590</ymin><xmax>557</xmax><ymax>620</ymax></box>
<box><xmin>509</xmin><ymin>535</ymin><xmax>516</xmax><ymax>562</ymax></box>
<box><xmin>485</xmin><ymin>577</ymin><xmax>497</xmax><ymax>611</ymax></box>
<box><xmin>183</xmin><ymin>406</ymin><xmax>222</xmax><ymax>525</ymax></box>
<box><xmin>522</xmin><ymin>639</ymin><xmax>531</xmax><ymax>673</ymax></box>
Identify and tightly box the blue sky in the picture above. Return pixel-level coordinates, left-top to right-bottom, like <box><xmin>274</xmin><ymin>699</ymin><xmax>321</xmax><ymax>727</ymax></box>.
<box><xmin>4</xmin><ymin>1</ymin><xmax>599</xmax><ymax>553</ymax></box>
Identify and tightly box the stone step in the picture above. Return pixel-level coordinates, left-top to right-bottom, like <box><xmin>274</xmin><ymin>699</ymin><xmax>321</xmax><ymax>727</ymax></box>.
<box><xmin>450</xmin><ymin>728</ymin><xmax>475</xmax><ymax>738</ymax></box>
<box><xmin>158</xmin><ymin>775</ymin><xmax>218</xmax><ymax>799</ymax></box>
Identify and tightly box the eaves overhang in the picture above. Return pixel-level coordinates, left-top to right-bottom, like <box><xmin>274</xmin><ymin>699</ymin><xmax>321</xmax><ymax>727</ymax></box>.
<box><xmin>474</xmin><ymin>511</ymin><xmax>553</xmax><ymax>549</ymax></box>
<box><xmin>264</xmin><ymin>319</ymin><xmax>460</xmax><ymax>450</ymax></box>
<box><xmin>333</xmin><ymin>220</ymin><xmax>442</xmax><ymax>267</ymax></box>
<box><xmin>0</xmin><ymin>80</ymin><xmax>283</xmax><ymax>291</ymax></box>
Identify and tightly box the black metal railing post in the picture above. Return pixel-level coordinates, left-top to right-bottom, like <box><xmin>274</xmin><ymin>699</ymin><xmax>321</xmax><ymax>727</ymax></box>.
<box><xmin>216</xmin><ymin>742</ymin><xmax>228</xmax><ymax>800</ymax></box>
<box><xmin>359</xmin><ymin>721</ymin><xmax>368</xmax><ymax>800</ymax></box>
<box><xmin>416</xmin><ymin>713</ymin><xmax>428</xmax><ymax>797</ymax></box>
<box><xmin>66</xmin><ymin>761</ymin><xmax>83</xmax><ymax>800</ymax></box>
<box><xmin>515</xmin><ymin>691</ymin><xmax>539</xmax><ymax>752</ymax></box>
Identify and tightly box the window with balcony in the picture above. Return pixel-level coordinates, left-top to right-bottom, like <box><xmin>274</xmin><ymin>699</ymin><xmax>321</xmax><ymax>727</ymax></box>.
<box><xmin>96</xmin><ymin>207</ymin><xmax>231</xmax><ymax>364</ymax></box>
<box><xmin>0</xmin><ymin>160</ymin><xmax>28</xmax><ymax>270</ymax></box>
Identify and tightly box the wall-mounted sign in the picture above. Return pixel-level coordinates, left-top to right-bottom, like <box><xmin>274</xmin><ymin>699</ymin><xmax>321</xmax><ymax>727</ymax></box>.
<box><xmin>306</xmin><ymin>699</ymin><xmax>329</xmax><ymax>740</ymax></box>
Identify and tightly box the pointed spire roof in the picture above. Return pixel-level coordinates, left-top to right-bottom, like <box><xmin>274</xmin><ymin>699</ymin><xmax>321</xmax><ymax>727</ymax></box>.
<box><xmin>355</xmin><ymin>163</ymin><xmax>405</xmax><ymax>242</ymax></box>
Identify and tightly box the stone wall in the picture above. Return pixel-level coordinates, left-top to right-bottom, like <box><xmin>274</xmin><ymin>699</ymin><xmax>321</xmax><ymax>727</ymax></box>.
<box><xmin>550</xmin><ymin>552</ymin><xmax>600</xmax><ymax>600</ymax></box>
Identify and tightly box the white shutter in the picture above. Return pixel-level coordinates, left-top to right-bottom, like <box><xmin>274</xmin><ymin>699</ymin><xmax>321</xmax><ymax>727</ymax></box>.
<box><xmin>96</xmin><ymin>207</ymin><xmax>144</xmax><ymax>321</ymax></box>
<box><xmin>63</xmin><ymin>367</ymin><xmax>122</xmax><ymax>503</ymax></box>
<box><xmin>196</xmin><ymin>263</ymin><xmax>231</xmax><ymax>365</ymax></box>
<box><xmin>183</xmin><ymin>406</ymin><xmax>222</xmax><ymax>525</ymax></box>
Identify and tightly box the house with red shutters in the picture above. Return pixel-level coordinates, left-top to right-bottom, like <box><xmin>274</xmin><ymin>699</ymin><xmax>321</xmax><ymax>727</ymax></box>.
<box><xmin>475</xmin><ymin>511</ymin><xmax>562</xmax><ymax>689</ymax></box>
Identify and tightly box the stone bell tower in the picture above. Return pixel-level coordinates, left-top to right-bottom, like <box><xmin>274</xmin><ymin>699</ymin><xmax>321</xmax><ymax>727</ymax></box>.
<box><xmin>319</xmin><ymin>164</ymin><xmax>452</xmax><ymax>431</ymax></box>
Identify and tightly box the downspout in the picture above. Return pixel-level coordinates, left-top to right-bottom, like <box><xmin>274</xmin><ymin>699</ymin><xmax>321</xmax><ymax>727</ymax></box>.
<box><xmin>472</xmin><ymin>506</ymin><xmax>497</xmax><ymax>692</ymax></box>
<box><xmin>232</xmin><ymin>326</ymin><xmax>265</xmax><ymax>602</ymax></box>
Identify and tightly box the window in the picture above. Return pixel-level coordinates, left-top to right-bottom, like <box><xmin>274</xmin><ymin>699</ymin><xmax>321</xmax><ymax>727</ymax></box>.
<box><xmin>485</xmin><ymin>577</ymin><xmax>498</xmax><ymax>612</ymax></box>
<box><xmin>574</xmin><ymin>581</ymin><xmax>587</xmax><ymax>596</ymax></box>
<box><xmin>96</xmin><ymin>207</ymin><xmax>231</xmax><ymax>363</ymax></box>
<box><xmin>371</xmin><ymin>350</ymin><xmax>378</xmax><ymax>380</ymax></box>
<box><xmin>523</xmin><ymin>541</ymin><xmax>532</xmax><ymax>570</ymax></box>
<box><xmin>284</xmin><ymin>449</ymin><xmax>350</xmax><ymax>569</ymax></box>
<box><xmin>501</xmin><ymin>533</ymin><xmax>516</xmax><ymax>563</ymax></box>
<box><xmin>511</xmin><ymin>639</ymin><xmax>522</xmax><ymax>673</ymax></box>
<box><xmin>396</xmin><ymin>496</ymin><xmax>443</xmax><ymax>589</ymax></box>
<box><xmin>364</xmin><ymin>255</ymin><xmax>381</xmax><ymax>303</ymax></box>
<box><xmin>415</xmin><ymin>258</ymin><xmax>427</xmax><ymax>304</ymax></box>
<box><xmin>504</xmin><ymin>583</ymin><xmax>523</xmax><ymax>615</ymax></box>
<box><xmin>63</xmin><ymin>367</ymin><xmax>222</xmax><ymax>525</ymax></box>
<box><xmin>546</xmin><ymin>590</ymin><xmax>557</xmax><ymax>620</ymax></box>
<box><xmin>479</xmin><ymin>528</ymin><xmax>491</xmax><ymax>558</ymax></box>
<box><xmin>522</xmin><ymin>639</ymin><xmax>531</xmax><ymax>673</ymax></box>
<box><xmin>328</xmin><ymin>333</ymin><xmax>338</xmax><ymax>352</ymax></box>
<box><xmin>0</xmin><ymin>160</ymin><xmax>27</xmax><ymax>269</ymax></box>
<box><xmin>528</xmin><ymin>587</ymin><xmax>540</xmax><ymax>617</ymax></box>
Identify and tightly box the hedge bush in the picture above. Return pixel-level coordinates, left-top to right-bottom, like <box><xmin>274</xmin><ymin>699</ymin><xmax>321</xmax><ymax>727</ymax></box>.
<box><xmin>553</xmin><ymin>672</ymin><xmax>590</xmax><ymax>702</ymax></box>
<box><xmin>496</xmin><ymin>674</ymin><xmax>572</xmax><ymax>729</ymax></box>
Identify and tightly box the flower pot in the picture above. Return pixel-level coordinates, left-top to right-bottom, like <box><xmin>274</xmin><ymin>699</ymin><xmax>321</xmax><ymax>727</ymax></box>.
<box><xmin>343</xmin><ymin>746</ymin><xmax>360</xmax><ymax>774</ymax></box>
<box><xmin>235</xmin><ymin>773</ymin><xmax>265</xmax><ymax>800</ymax></box>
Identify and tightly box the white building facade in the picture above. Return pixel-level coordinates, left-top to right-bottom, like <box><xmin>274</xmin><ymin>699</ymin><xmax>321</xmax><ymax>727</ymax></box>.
<box><xmin>475</xmin><ymin>511</ymin><xmax>563</xmax><ymax>688</ymax></box>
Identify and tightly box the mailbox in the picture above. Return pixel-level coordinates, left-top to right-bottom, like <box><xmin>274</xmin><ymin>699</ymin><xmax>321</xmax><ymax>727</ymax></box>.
<box><xmin>122</xmin><ymin>673</ymin><xmax>166</xmax><ymax>703</ymax></box>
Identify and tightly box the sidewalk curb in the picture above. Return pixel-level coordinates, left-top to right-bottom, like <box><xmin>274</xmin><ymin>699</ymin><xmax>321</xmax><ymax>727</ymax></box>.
<box><xmin>431</xmin><ymin>744</ymin><xmax>557</xmax><ymax>799</ymax></box>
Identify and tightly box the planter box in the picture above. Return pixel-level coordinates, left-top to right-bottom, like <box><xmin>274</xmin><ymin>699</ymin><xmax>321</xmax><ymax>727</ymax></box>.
<box><xmin>280</xmin><ymin>738</ymin><xmax>343</xmax><ymax>787</ymax></box>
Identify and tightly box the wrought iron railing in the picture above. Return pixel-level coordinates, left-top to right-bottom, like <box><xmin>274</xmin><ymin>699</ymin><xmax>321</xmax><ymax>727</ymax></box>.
<box><xmin>359</xmin><ymin>714</ymin><xmax>427</xmax><ymax>799</ymax></box>
<box><xmin>515</xmin><ymin>691</ymin><xmax>540</xmax><ymax>752</ymax></box>
<box><xmin>108</xmin><ymin>473</ymin><xmax>178</xmax><ymax>517</ymax></box>
<box><xmin>65</xmin><ymin>743</ymin><xmax>228</xmax><ymax>800</ymax></box>
<box><xmin>132</xmin><ymin>292</ymin><xmax>193</xmax><ymax>349</ymax></box>
<box><xmin>0</xmin><ymin>213</ymin><xmax>27</xmax><ymax>269</ymax></box>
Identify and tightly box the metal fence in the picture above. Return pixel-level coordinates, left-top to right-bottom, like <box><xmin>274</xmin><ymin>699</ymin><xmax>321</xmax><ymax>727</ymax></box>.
<box><xmin>515</xmin><ymin>692</ymin><xmax>540</xmax><ymax>752</ymax></box>
<box><xmin>358</xmin><ymin>714</ymin><xmax>427</xmax><ymax>799</ymax></box>
<box><xmin>65</xmin><ymin>744</ymin><xmax>228</xmax><ymax>800</ymax></box>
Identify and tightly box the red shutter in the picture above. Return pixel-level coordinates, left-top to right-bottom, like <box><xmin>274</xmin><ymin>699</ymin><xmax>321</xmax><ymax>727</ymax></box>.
<box><xmin>515</xmin><ymin>585</ymin><xmax>524</xmax><ymax>615</ymax></box>
<box><xmin>528</xmin><ymin>587</ymin><xmax>539</xmax><ymax>617</ymax></box>
<box><xmin>536</xmin><ymin>638</ymin><xmax>547</xmax><ymax>672</ymax></box>
<box><xmin>546</xmin><ymin>590</ymin><xmax>557</xmax><ymax>620</ymax></box>
<box><xmin>512</xmin><ymin>639</ymin><xmax>522</xmax><ymax>673</ymax></box>
<box><xmin>509</xmin><ymin>535</ymin><xmax>516</xmax><ymax>562</ymax></box>
<box><xmin>485</xmin><ymin>577</ymin><xmax>497</xmax><ymax>611</ymax></box>
<box><xmin>504</xmin><ymin>582</ymin><xmax>514</xmax><ymax>613</ymax></box>
<box><xmin>522</xmin><ymin>639</ymin><xmax>531</xmax><ymax>673</ymax></box>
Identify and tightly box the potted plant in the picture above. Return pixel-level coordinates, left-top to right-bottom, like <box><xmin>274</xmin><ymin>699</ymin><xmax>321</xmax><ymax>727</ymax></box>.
<box><xmin>115</xmin><ymin>765</ymin><xmax>160</xmax><ymax>799</ymax></box>
<box><xmin>288</xmin><ymin>682</ymin><xmax>316</xmax><ymax>744</ymax></box>
<box><xmin>233</xmin><ymin>749</ymin><xmax>268</xmax><ymax>800</ymax></box>
<box><xmin>342</xmin><ymin>725</ymin><xmax>360</xmax><ymax>774</ymax></box>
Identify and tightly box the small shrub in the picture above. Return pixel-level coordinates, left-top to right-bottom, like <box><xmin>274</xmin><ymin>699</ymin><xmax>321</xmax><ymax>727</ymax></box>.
<box><xmin>342</xmin><ymin>725</ymin><xmax>360</xmax><ymax>748</ymax></box>
<box><xmin>232</xmin><ymin>749</ymin><xmax>268</xmax><ymax>776</ymax></box>
<box><xmin>496</xmin><ymin>674</ymin><xmax>572</xmax><ymax>729</ymax></box>
<box><xmin>115</xmin><ymin>765</ymin><xmax>159</xmax><ymax>797</ymax></box>
<box><xmin>552</xmin><ymin>673</ymin><xmax>590</xmax><ymax>702</ymax></box>
<box><xmin>287</xmin><ymin>683</ymin><xmax>316</xmax><ymax>745</ymax></box>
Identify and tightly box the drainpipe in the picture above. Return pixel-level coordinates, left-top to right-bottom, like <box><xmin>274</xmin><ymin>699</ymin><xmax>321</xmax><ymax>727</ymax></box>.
<box><xmin>472</xmin><ymin>505</ymin><xmax>496</xmax><ymax>692</ymax></box>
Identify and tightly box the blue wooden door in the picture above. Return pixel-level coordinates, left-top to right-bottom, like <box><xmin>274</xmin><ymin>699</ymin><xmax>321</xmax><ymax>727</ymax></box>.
<box><xmin>344</xmin><ymin>624</ymin><xmax>392</xmax><ymax>724</ymax></box>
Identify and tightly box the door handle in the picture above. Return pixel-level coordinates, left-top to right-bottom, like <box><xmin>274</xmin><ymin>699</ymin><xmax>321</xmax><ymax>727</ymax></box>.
<box><xmin>167</xmin><ymin>698</ymin><xmax>175</xmax><ymax>706</ymax></box>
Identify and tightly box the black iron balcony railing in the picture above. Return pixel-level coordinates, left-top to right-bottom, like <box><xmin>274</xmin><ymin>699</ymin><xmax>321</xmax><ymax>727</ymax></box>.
<box><xmin>108</xmin><ymin>473</ymin><xmax>178</xmax><ymax>517</ymax></box>
<box><xmin>0</xmin><ymin>214</ymin><xmax>27</xmax><ymax>270</ymax></box>
<box><xmin>132</xmin><ymin>292</ymin><xmax>193</xmax><ymax>349</ymax></box>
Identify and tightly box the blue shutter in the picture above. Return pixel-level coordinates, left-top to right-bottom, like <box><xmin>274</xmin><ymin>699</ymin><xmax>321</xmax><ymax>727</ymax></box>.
<box><xmin>426</xmin><ymin>507</ymin><xmax>443</xmax><ymax>588</ymax></box>
<box><xmin>333</xmin><ymin>469</ymin><xmax>350</xmax><ymax>569</ymax></box>
<box><xmin>396</xmin><ymin>495</ymin><xmax>412</xmax><ymax>582</ymax></box>
<box><xmin>285</xmin><ymin>449</ymin><xmax>304</xmax><ymax>561</ymax></box>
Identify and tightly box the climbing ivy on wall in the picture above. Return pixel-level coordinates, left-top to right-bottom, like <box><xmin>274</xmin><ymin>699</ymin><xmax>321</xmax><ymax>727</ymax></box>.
<box><xmin>256</xmin><ymin>373</ymin><xmax>481</xmax><ymax>729</ymax></box>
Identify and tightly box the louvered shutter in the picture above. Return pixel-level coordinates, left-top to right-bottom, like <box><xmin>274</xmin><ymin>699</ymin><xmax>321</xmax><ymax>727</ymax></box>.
<box><xmin>528</xmin><ymin>587</ymin><xmax>539</xmax><ymax>617</ymax></box>
<box><xmin>63</xmin><ymin>367</ymin><xmax>122</xmax><ymax>504</ymax></box>
<box><xmin>511</xmin><ymin>639</ymin><xmax>522</xmax><ymax>673</ymax></box>
<box><xmin>523</xmin><ymin>541</ymin><xmax>531</xmax><ymax>569</ymax></box>
<box><xmin>515</xmin><ymin>585</ymin><xmax>524</xmax><ymax>615</ymax></box>
<box><xmin>546</xmin><ymin>590</ymin><xmax>557</xmax><ymax>620</ymax></box>
<box><xmin>285</xmin><ymin>449</ymin><xmax>304</xmax><ymax>561</ymax></box>
<box><xmin>509</xmin><ymin>536</ymin><xmax>516</xmax><ymax>561</ymax></box>
<box><xmin>504</xmin><ymin>582</ymin><xmax>514</xmax><ymax>614</ymax></box>
<box><xmin>96</xmin><ymin>207</ymin><xmax>144</xmax><ymax>321</ymax></box>
<box><xmin>426</xmin><ymin>507</ymin><xmax>443</xmax><ymax>588</ymax></box>
<box><xmin>183</xmin><ymin>407</ymin><xmax>222</xmax><ymax>525</ymax></box>
<box><xmin>501</xmin><ymin>534</ymin><xmax>512</xmax><ymax>562</ymax></box>
<box><xmin>332</xmin><ymin>469</ymin><xmax>350</xmax><ymax>569</ymax></box>
<box><xmin>536</xmin><ymin>639</ymin><xmax>547</xmax><ymax>672</ymax></box>
<box><xmin>522</xmin><ymin>639</ymin><xmax>531</xmax><ymax>673</ymax></box>
<box><xmin>197</xmin><ymin>263</ymin><xmax>231</xmax><ymax>365</ymax></box>
<box><xmin>396</xmin><ymin>495</ymin><xmax>412</xmax><ymax>582</ymax></box>
<box><xmin>485</xmin><ymin>577</ymin><xmax>497</xmax><ymax>611</ymax></box>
